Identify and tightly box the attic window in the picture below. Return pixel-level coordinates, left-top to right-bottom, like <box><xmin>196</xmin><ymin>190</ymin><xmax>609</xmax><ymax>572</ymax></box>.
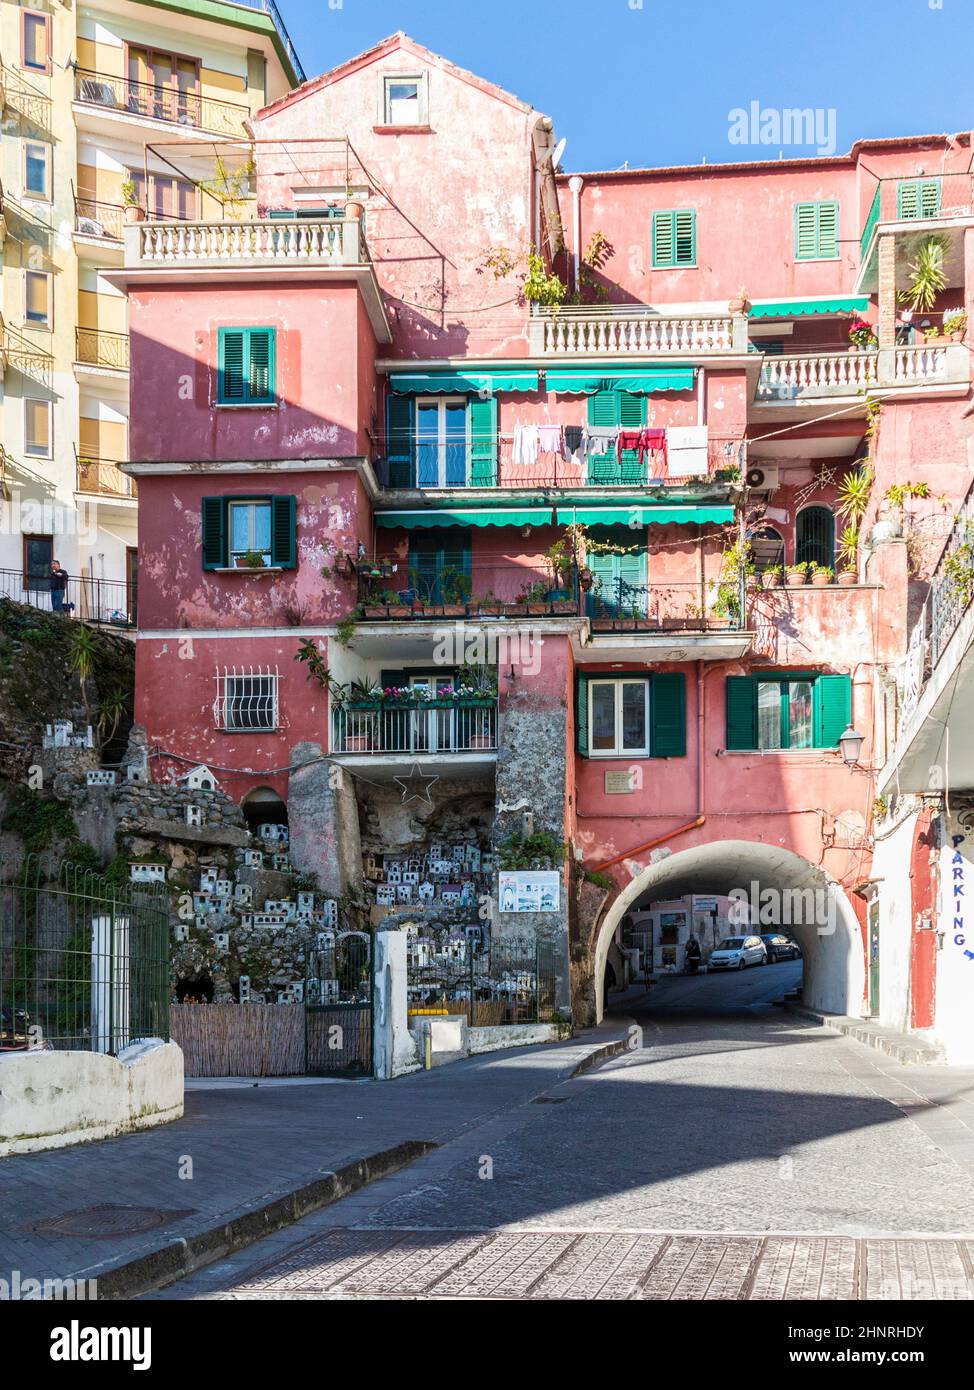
<box><xmin>382</xmin><ymin>74</ymin><xmax>426</xmax><ymax>126</ymax></box>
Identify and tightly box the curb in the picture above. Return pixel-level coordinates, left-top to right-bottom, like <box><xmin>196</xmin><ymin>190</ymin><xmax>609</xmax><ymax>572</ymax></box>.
<box><xmin>570</xmin><ymin>1029</ymin><xmax>633</xmax><ymax>1078</ymax></box>
<box><xmin>785</xmin><ymin>1003</ymin><xmax>945</xmax><ymax>1065</ymax></box>
<box><xmin>93</xmin><ymin>1140</ymin><xmax>435</xmax><ymax>1300</ymax></box>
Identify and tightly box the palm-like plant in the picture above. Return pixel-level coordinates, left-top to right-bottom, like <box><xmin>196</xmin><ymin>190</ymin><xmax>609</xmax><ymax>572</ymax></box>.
<box><xmin>837</xmin><ymin>525</ymin><xmax>860</xmax><ymax>570</ymax></box>
<box><xmin>899</xmin><ymin>235</ymin><xmax>949</xmax><ymax>313</ymax></box>
<box><xmin>836</xmin><ymin>466</ymin><xmax>873</xmax><ymax>525</ymax></box>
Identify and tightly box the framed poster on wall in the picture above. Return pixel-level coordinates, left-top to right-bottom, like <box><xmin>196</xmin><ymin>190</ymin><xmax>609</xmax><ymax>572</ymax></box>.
<box><xmin>497</xmin><ymin>871</ymin><xmax>561</xmax><ymax>913</ymax></box>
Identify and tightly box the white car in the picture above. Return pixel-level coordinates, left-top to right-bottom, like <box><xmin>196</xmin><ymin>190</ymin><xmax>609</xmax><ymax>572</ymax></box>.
<box><xmin>708</xmin><ymin>935</ymin><xmax>767</xmax><ymax>971</ymax></box>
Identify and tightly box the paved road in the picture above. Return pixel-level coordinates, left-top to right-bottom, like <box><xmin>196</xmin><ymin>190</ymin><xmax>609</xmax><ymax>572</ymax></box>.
<box><xmin>152</xmin><ymin>962</ymin><xmax>974</xmax><ymax>1300</ymax></box>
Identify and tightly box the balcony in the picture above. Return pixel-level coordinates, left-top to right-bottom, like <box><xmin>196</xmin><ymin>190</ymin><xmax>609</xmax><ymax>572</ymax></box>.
<box><xmin>754</xmin><ymin>343</ymin><xmax>969</xmax><ymax>406</ymax></box>
<box><xmin>0</xmin><ymin>569</ymin><xmax>136</xmax><ymax>627</ymax></box>
<box><xmin>74</xmin><ymin>196</ymin><xmax>125</xmax><ymax>243</ymax></box>
<box><xmin>73</xmin><ymin>68</ymin><xmax>249</xmax><ymax>138</ymax></box>
<box><xmin>75</xmin><ymin>327</ymin><xmax>129</xmax><ymax>373</ymax></box>
<box><xmin>529</xmin><ymin>305</ymin><xmax>748</xmax><ymax>357</ymax></box>
<box><xmin>858</xmin><ymin>171</ymin><xmax>974</xmax><ymax>294</ymax></box>
<box><xmin>229</xmin><ymin>0</ymin><xmax>306</xmax><ymax>83</ymax></box>
<box><xmin>332</xmin><ymin>701</ymin><xmax>497</xmax><ymax>756</ymax></box>
<box><xmin>127</xmin><ymin>216</ymin><xmax>368</xmax><ymax>268</ymax></box>
<box><xmin>76</xmin><ymin>454</ymin><xmax>138</xmax><ymax>501</ymax></box>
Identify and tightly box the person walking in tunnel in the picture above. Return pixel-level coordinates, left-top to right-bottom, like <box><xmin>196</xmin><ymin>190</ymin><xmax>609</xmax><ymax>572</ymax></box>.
<box><xmin>685</xmin><ymin>934</ymin><xmax>702</xmax><ymax>974</ymax></box>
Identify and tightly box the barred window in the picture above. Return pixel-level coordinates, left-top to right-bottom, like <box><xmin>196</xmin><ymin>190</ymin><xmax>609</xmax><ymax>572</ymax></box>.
<box><xmin>214</xmin><ymin>667</ymin><xmax>279</xmax><ymax>732</ymax></box>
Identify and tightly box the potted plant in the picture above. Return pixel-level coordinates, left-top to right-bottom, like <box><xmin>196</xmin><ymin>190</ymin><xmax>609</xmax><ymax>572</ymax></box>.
<box><xmin>847</xmin><ymin>315</ymin><xmax>878</xmax><ymax>350</ymax></box>
<box><xmin>121</xmin><ymin>178</ymin><xmax>145</xmax><ymax>223</ymax></box>
<box><xmin>943</xmin><ymin>309</ymin><xmax>968</xmax><ymax>342</ymax></box>
<box><xmin>785</xmin><ymin>563</ymin><xmax>809</xmax><ymax>587</ymax></box>
<box><xmin>234</xmin><ymin>550</ymin><xmax>267</xmax><ymax>569</ymax></box>
<box><xmin>521</xmin><ymin>581</ymin><xmax>551</xmax><ymax>616</ymax></box>
<box><xmin>837</xmin><ymin>566</ymin><xmax>858</xmax><ymax>586</ymax></box>
<box><xmin>727</xmin><ymin>285</ymin><xmax>751</xmax><ymax>316</ymax></box>
<box><xmin>761</xmin><ymin>565</ymin><xmax>783</xmax><ymax>589</ymax></box>
<box><xmin>898</xmin><ymin>235</ymin><xmax>948</xmax><ymax>314</ymax></box>
<box><xmin>344</xmin><ymin>191</ymin><xmax>365</xmax><ymax>220</ymax></box>
<box><xmin>347</xmin><ymin>678</ymin><xmax>382</xmax><ymax>709</ymax></box>
<box><xmin>810</xmin><ymin>564</ymin><xmax>834</xmax><ymax>587</ymax></box>
<box><xmin>476</xmin><ymin>591</ymin><xmax>503</xmax><ymax>616</ymax></box>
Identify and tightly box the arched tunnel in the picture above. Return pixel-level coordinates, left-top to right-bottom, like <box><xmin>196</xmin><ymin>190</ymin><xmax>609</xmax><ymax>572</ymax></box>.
<box><xmin>592</xmin><ymin>839</ymin><xmax>866</xmax><ymax>1023</ymax></box>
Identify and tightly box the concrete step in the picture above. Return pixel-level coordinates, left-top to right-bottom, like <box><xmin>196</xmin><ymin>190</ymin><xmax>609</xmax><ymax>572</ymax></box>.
<box><xmin>787</xmin><ymin>1004</ymin><xmax>945</xmax><ymax>1065</ymax></box>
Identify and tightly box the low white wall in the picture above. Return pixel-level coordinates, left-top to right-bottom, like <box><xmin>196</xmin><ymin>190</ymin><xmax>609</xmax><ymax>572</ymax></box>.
<box><xmin>0</xmin><ymin>1039</ymin><xmax>183</xmax><ymax>1156</ymax></box>
<box><xmin>468</xmin><ymin>1023</ymin><xmax>565</xmax><ymax>1055</ymax></box>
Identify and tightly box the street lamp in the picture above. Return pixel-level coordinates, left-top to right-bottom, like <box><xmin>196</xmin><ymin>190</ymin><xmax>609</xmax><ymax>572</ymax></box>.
<box><xmin>838</xmin><ymin>724</ymin><xmax>865</xmax><ymax>768</ymax></box>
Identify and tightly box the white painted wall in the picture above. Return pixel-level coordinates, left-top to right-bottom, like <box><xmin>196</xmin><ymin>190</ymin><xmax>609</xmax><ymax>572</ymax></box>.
<box><xmin>869</xmin><ymin>808</ymin><xmax>916</xmax><ymax>1033</ymax></box>
<box><xmin>0</xmin><ymin>1039</ymin><xmax>183</xmax><ymax>1155</ymax></box>
<box><xmin>935</xmin><ymin>815</ymin><xmax>974</xmax><ymax>1063</ymax></box>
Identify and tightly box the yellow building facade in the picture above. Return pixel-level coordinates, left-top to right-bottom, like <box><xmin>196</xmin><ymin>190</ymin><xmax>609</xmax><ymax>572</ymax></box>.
<box><xmin>0</xmin><ymin>0</ymin><xmax>302</xmax><ymax>620</ymax></box>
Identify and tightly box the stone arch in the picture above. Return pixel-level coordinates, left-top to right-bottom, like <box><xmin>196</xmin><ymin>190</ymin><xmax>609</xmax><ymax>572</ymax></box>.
<box><xmin>241</xmin><ymin>785</ymin><xmax>288</xmax><ymax>833</ymax></box>
<box><xmin>591</xmin><ymin>839</ymin><xmax>865</xmax><ymax>1023</ymax></box>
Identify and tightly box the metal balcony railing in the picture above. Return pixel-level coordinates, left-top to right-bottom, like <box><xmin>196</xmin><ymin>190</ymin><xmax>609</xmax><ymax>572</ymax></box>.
<box><xmin>76</xmin><ymin>454</ymin><xmax>137</xmax><ymax>499</ymax></box>
<box><xmin>74</xmin><ymin>68</ymin><xmax>250</xmax><ymax>138</ymax></box>
<box><xmin>229</xmin><ymin>0</ymin><xmax>306</xmax><ymax>82</ymax></box>
<box><xmin>860</xmin><ymin>170</ymin><xmax>974</xmax><ymax>261</ymax></box>
<box><xmin>0</xmin><ymin>568</ymin><xmax>137</xmax><ymax>626</ymax></box>
<box><xmin>930</xmin><ymin>477</ymin><xmax>974</xmax><ymax>667</ymax></box>
<box><xmin>76</xmin><ymin>327</ymin><xmax>129</xmax><ymax>371</ymax></box>
<box><xmin>74</xmin><ymin>196</ymin><xmax>125</xmax><ymax>241</ymax></box>
<box><xmin>332</xmin><ymin>702</ymin><xmax>498</xmax><ymax>756</ymax></box>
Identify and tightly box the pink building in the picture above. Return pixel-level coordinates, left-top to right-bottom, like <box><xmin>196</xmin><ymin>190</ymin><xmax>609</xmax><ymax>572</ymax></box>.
<box><xmin>114</xmin><ymin>34</ymin><xmax>974</xmax><ymax>1044</ymax></box>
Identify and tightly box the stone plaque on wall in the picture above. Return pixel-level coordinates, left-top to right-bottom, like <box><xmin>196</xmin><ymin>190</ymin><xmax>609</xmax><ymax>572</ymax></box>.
<box><xmin>604</xmin><ymin>769</ymin><xmax>637</xmax><ymax>794</ymax></box>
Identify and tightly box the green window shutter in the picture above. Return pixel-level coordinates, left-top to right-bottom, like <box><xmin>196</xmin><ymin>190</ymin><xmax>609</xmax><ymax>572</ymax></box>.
<box><xmin>247</xmin><ymin>328</ymin><xmax>276</xmax><ymax>404</ymax></box>
<box><xmin>674</xmin><ymin>209</ymin><xmax>696</xmax><ymax>264</ymax></box>
<box><xmin>386</xmin><ymin>393</ymin><xmax>414</xmax><ymax>487</ymax></box>
<box><xmin>817</xmin><ymin>201</ymin><xmax>838</xmax><ymax>258</ymax></box>
<box><xmin>408</xmin><ymin>529</ymin><xmax>471</xmax><ymax>604</ymax></box>
<box><xmin>576</xmin><ymin>674</ymin><xmax>590</xmax><ymax>755</ymax></box>
<box><xmin>201</xmin><ymin>496</ymin><xmax>226</xmax><ymax>570</ymax></box>
<box><xmin>650</xmin><ymin>672</ymin><xmax>686</xmax><ymax>758</ymax></box>
<box><xmin>619</xmin><ymin>392</ymin><xmax>647</xmax><ymax>428</ymax></box>
<box><xmin>652</xmin><ymin>211</ymin><xmax>674</xmax><ymax>267</ymax></box>
<box><xmin>653</xmin><ymin>210</ymin><xmax>695</xmax><ymax>267</ymax></box>
<box><xmin>588</xmin><ymin>390</ymin><xmax>619</xmax><ymax>426</ymax></box>
<box><xmin>725</xmin><ymin>676</ymin><xmax>757</xmax><ymax>750</ymax></box>
<box><xmin>795</xmin><ymin>202</ymin><xmax>838</xmax><ymax>259</ymax></box>
<box><xmin>898</xmin><ymin>178</ymin><xmax>941</xmax><ymax>219</ymax></box>
<box><xmin>814</xmin><ymin>674</ymin><xmax>851</xmax><ymax>748</ymax></box>
<box><xmin>270</xmin><ymin>494</ymin><xmax>296</xmax><ymax>569</ymax></box>
<box><xmin>380</xmin><ymin>668</ymin><xmax>411</xmax><ymax>689</ymax></box>
<box><xmin>218</xmin><ymin>329</ymin><xmax>246</xmax><ymax>403</ymax></box>
<box><xmin>468</xmin><ymin>395</ymin><xmax>497</xmax><ymax>486</ymax></box>
<box><xmin>587</xmin><ymin>528</ymin><xmax>647</xmax><ymax>616</ymax></box>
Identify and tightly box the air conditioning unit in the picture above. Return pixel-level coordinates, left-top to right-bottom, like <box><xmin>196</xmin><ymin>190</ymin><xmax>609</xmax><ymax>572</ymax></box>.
<box><xmin>746</xmin><ymin>465</ymin><xmax>780</xmax><ymax>492</ymax></box>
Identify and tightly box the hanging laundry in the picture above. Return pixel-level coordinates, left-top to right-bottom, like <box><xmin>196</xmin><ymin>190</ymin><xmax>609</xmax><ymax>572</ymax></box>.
<box><xmin>616</xmin><ymin>427</ymin><xmax>668</xmax><ymax>471</ymax></box>
<box><xmin>563</xmin><ymin>424</ymin><xmax>584</xmax><ymax>461</ymax></box>
<box><xmin>537</xmin><ymin>424</ymin><xmax>562</xmax><ymax>454</ymax></box>
<box><xmin>666</xmin><ymin>425</ymin><xmax>709</xmax><ymax>477</ymax></box>
<box><xmin>512</xmin><ymin>424</ymin><xmax>540</xmax><ymax>468</ymax></box>
<box><xmin>644</xmin><ymin>427</ymin><xmax>668</xmax><ymax>478</ymax></box>
<box><xmin>584</xmin><ymin>424</ymin><xmax>619</xmax><ymax>458</ymax></box>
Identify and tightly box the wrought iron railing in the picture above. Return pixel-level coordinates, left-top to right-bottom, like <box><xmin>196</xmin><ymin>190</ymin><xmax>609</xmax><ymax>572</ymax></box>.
<box><xmin>76</xmin><ymin>453</ymin><xmax>137</xmax><ymax>499</ymax></box>
<box><xmin>74</xmin><ymin>195</ymin><xmax>125</xmax><ymax>241</ymax></box>
<box><xmin>0</xmin><ymin>858</ymin><xmax>170</xmax><ymax>1053</ymax></box>
<box><xmin>0</xmin><ymin>568</ymin><xmax>137</xmax><ymax>626</ymax></box>
<box><xmin>931</xmin><ymin>478</ymin><xmax>974</xmax><ymax>667</ymax></box>
<box><xmin>229</xmin><ymin>0</ymin><xmax>306</xmax><ymax>82</ymax></box>
<box><xmin>333</xmin><ymin>702</ymin><xmax>498</xmax><ymax>755</ymax></box>
<box><xmin>76</xmin><ymin>327</ymin><xmax>129</xmax><ymax>370</ymax></box>
<box><xmin>74</xmin><ymin>68</ymin><xmax>250</xmax><ymax>137</ymax></box>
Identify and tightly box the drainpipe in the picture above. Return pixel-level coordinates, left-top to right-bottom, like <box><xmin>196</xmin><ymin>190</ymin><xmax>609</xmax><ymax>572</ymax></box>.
<box><xmin>587</xmin><ymin>661</ymin><xmax>708</xmax><ymax>873</ymax></box>
<box><xmin>568</xmin><ymin>175</ymin><xmax>584</xmax><ymax>292</ymax></box>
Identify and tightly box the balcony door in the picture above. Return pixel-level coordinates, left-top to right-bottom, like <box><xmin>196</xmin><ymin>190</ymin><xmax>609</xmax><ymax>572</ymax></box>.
<box><xmin>128</xmin><ymin>169</ymin><xmax>197</xmax><ymax>221</ymax></box>
<box><xmin>409</xmin><ymin>674</ymin><xmax>455</xmax><ymax>752</ymax></box>
<box><xmin>127</xmin><ymin>46</ymin><xmax>200</xmax><ymax>125</ymax></box>
<box><xmin>416</xmin><ymin>397</ymin><xmax>468</xmax><ymax>488</ymax></box>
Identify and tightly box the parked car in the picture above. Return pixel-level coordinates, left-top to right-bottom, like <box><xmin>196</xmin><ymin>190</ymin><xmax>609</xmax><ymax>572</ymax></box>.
<box><xmin>761</xmin><ymin>933</ymin><xmax>802</xmax><ymax>963</ymax></box>
<box><xmin>708</xmin><ymin>936</ymin><xmax>767</xmax><ymax>970</ymax></box>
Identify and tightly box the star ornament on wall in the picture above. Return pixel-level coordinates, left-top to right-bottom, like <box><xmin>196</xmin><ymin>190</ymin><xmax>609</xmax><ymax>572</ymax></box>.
<box><xmin>394</xmin><ymin>763</ymin><xmax>439</xmax><ymax>805</ymax></box>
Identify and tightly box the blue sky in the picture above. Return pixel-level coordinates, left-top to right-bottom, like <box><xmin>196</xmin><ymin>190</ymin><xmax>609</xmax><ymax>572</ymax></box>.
<box><xmin>278</xmin><ymin>0</ymin><xmax>972</xmax><ymax>171</ymax></box>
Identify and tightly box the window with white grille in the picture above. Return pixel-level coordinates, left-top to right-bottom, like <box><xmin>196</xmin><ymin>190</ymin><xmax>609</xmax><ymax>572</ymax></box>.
<box><xmin>213</xmin><ymin>667</ymin><xmax>279</xmax><ymax>731</ymax></box>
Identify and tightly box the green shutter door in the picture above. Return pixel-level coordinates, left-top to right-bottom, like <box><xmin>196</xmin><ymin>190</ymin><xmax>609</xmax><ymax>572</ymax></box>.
<box><xmin>201</xmin><ymin>496</ymin><xmax>226</xmax><ymax>570</ymax></box>
<box><xmin>650</xmin><ymin>672</ymin><xmax>686</xmax><ymax>757</ymax></box>
<box><xmin>576</xmin><ymin>674</ymin><xmax>590</xmax><ymax>755</ymax></box>
<box><xmin>725</xmin><ymin>676</ymin><xmax>757</xmax><ymax>750</ymax></box>
<box><xmin>408</xmin><ymin>530</ymin><xmax>471</xmax><ymax>604</ymax></box>
<box><xmin>674</xmin><ymin>210</ymin><xmax>695</xmax><ymax>265</ymax></box>
<box><xmin>898</xmin><ymin>179</ymin><xmax>941</xmax><ymax>219</ymax></box>
<box><xmin>587</xmin><ymin>527</ymin><xmax>647</xmax><ymax>616</ymax></box>
<box><xmin>270</xmin><ymin>494</ymin><xmax>296</xmax><ymax>569</ymax></box>
<box><xmin>386</xmin><ymin>394</ymin><xmax>414</xmax><ymax>487</ymax></box>
<box><xmin>817</xmin><ymin>202</ymin><xmax>838</xmax><ymax>258</ymax></box>
<box><xmin>652</xmin><ymin>212</ymin><xmax>674</xmax><ymax>267</ymax></box>
<box><xmin>219</xmin><ymin>329</ymin><xmax>246</xmax><ymax>402</ymax></box>
<box><xmin>618</xmin><ymin>391</ymin><xmax>646</xmax><ymax>483</ymax></box>
<box><xmin>587</xmin><ymin>392</ymin><xmax>646</xmax><ymax>483</ymax></box>
<box><xmin>468</xmin><ymin>395</ymin><xmax>497</xmax><ymax>486</ymax></box>
<box><xmin>247</xmin><ymin>328</ymin><xmax>275</xmax><ymax>404</ymax></box>
<box><xmin>814</xmin><ymin>674</ymin><xmax>851</xmax><ymax>748</ymax></box>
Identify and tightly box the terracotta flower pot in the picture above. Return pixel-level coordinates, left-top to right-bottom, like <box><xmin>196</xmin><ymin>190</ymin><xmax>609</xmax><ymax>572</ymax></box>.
<box><xmin>837</xmin><ymin>570</ymin><xmax>858</xmax><ymax>586</ymax></box>
<box><xmin>125</xmin><ymin>205</ymin><xmax>146</xmax><ymax>224</ymax></box>
<box><xmin>344</xmin><ymin>200</ymin><xmax>364</xmax><ymax>220</ymax></box>
<box><xmin>761</xmin><ymin>572</ymin><xmax>782</xmax><ymax>589</ymax></box>
<box><xmin>785</xmin><ymin>572</ymin><xmax>808</xmax><ymax>587</ymax></box>
<box><xmin>810</xmin><ymin>572</ymin><xmax>832</xmax><ymax>587</ymax></box>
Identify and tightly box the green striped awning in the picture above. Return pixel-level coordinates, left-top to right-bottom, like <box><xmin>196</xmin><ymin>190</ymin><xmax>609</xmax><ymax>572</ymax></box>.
<box><xmin>388</xmin><ymin>370</ymin><xmax>539</xmax><ymax>395</ymax></box>
<box><xmin>374</xmin><ymin>508</ymin><xmax>555</xmax><ymax>530</ymax></box>
<box><xmin>557</xmin><ymin>505</ymin><xmax>733</xmax><ymax>527</ymax></box>
<box><xmin>545</xmin><ymin>366</ymin><xmax>694</xmax><ymax>394</ymax></box>
<box><xmin>749</xmin><ymin>296</ymin><xmax>870</xmax><ymax>320</ymax></box>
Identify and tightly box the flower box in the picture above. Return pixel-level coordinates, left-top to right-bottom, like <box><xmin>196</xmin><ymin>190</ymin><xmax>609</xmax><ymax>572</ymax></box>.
<box><xmin>363</xmin><ymin>605</ymin><xmax>388</xmax><ymax>618</ymax></box>
<box><xmin>502</xmin><ymin>603</ymin><xmax>528</xmax><ymax>617</ymax></box>
<box><xmin>478</xmin><ymin>603</ymin><xmax>503</xmax><ymax>616</ymax></box>
<box><xmin>526</xmin><ymin>603</ymin><xmax>549</xmax><ymax>615</ymax></box>
<box><xmin>441</xmin><ymin>604</ymin><xmax>466</xmax><ymax>617</ymax></box>
<box><xmin>386</xmin><ymin>605</ymin><xmax>411</xmax><ymax>618</ymax></box>
<box><xmin>591</xmin><ymin>618</ymin><xmax>615</xmax><ymax>632</ymax></box>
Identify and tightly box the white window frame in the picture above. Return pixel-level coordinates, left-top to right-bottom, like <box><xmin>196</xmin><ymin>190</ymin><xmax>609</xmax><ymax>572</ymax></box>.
<box><xmin>23</xmin><ymin>140</ymin><xmax>50</xmax><ymax>201</ymax></box>
<box><xmin>588</xmin><ymin>678</ymin><xmax>650</xmax><ymax>758</ymax></box>
<box><xmin>380</xmin><ymin>72</ymin><xmax>428</xmax><ymax>126</ymax></box>
<box><xmin>414</xmin><ymin>395</ymin><xmax>469</xmax><ymax>488</ymax></box>
<box><xmin>24</xmin><ymin>397</ymin><xmax>52</xmax><ymax>458</ymax></box>
<box><xmin>214</xmin><ymin>666</ymin><xmax>280</xmax><ymax>732</ymax></box>
<box><xmin>25</xmin><ymin>269</ymin><xmax>52</xmax><ymax>329</ymax></box>
<box><xmin>227</xmin><ymin>499</ymin><xmax>273</xmax><ymax>565</ymax></box>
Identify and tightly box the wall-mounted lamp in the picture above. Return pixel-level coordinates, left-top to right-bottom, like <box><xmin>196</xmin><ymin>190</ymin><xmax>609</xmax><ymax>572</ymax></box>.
<box><xmin>838</xmin><ymin>724</ymin><xmax>865</xmax><ymax>768</ymax></box>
